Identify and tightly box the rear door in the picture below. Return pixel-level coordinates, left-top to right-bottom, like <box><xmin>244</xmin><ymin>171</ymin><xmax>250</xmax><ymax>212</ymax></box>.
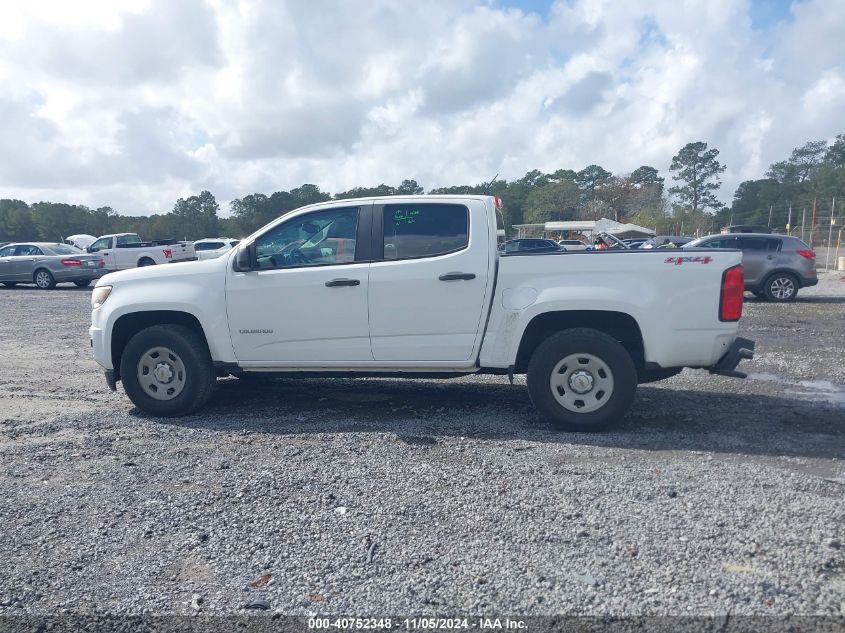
<box><xmin>737</xmin><ymin>236</ymin><xmax>779</xmax><ymax>287</ymax></box>
<box><xmin>368</xmin><ymin>201</ymin><xmax>490</xmax><ymax>362</ymax></box>
<box><xmin>9</xmin><ymin>245</ymin><xmax>42</xmax><ymax>280</ymax></box>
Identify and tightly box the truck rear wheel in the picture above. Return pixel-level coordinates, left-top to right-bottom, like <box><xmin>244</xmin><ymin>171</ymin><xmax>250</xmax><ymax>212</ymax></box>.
<box><xmin>119</xmin><ymin>324</ymin><xmax>216</xmax><ymax>417</ymax></box>
<box><xmin>527</xmin><ymin>328</ymin><xmax>637</xmax><ymax>432</ymax></box>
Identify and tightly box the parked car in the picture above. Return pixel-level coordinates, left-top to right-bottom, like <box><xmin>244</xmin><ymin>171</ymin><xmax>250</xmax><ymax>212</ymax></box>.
<box><xmin>684</xmin><ymin>233</ymin><xmax>817</xmax><ymax>302</ymax></box>
<box><xmin>87</xmin><ymin>233</ymin><xmax>196</xmax><ymax>271</ymax></box>
<box><xmin>65</xmin><ymin>234</ymin><xmax>97</xmax><ymax>250</ymax></box>
<box><xmin>193</xmin><ymin>238</ymin><xmax>240</xmax><ymax>260</ymax></box>
<box><xmin>0</xmin><ymin>242</ymin><xmax>105</xmax><ymax>289</ymax></box>
<box><xmin>558</xmin><ymin>239</ymin><xmax>591</xmax><ymax>251</ymax></box>
<box><xmin>499</xmin><ymin>238</ymin><xmax>562</xmax><ymax>253</ymax></box>
<box><xmin>640</xmin><ymin>235</ymin><xmax>693</xmax><ymax>249</ymax></box>
<box><xmin>90</xmin><ymin>195</ymin><xmax>753</xmax><ymax>431</ymax></box>
<box><xmin>622</xmin><ymin>239</ymin><xmax>646</xmax><ymax>248</ymax></box>
<box><xmin>721</xmin><ymin>224</ymin><xmax>772</xmax><ymax>234</ymax></box>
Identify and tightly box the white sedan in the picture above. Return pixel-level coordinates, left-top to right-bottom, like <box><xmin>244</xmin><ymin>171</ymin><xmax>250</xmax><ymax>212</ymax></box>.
<box><xmin>193</xmin><ymin>238</ymin><xmax>240</xmax><ymax>260</ymax></box>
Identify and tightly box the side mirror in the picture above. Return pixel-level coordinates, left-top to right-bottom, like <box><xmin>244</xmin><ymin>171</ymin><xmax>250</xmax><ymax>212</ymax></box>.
<box><xmin>86</xmin><ymin>246</ymin><xmax>93</xmax><ymax>253</ymax></box>
<box><xmin>234</xmin><ymin>244</ymin><xmax>254</xmax><ymax>272</ymax></box>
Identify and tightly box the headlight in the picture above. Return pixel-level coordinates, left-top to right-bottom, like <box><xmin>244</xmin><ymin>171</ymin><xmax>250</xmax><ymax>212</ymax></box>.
<box><xmin>91</xmin><ymin>285</ymin><xmax>113</xmax><ymax>309</ymax></box>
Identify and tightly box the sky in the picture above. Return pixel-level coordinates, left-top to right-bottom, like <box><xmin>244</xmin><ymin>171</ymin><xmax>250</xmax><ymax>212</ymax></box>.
<box><xmin>0</xmin><ymin>0</ymin><xmax>843</xmax><ymax>216</ymax></box>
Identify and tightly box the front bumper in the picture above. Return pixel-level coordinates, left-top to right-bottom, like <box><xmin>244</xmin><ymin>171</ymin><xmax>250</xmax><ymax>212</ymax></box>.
<box><xmin>709</xmin><ymin>336</ymin><xmax>755</xmax><ymax>379</ymax></box>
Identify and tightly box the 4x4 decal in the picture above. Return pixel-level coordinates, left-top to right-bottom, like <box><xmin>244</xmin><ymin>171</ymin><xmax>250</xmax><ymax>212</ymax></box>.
<box><xmin>664</xmin><ymin>256</ymin><xmax>713</xmax><ymax>266</ymax></box>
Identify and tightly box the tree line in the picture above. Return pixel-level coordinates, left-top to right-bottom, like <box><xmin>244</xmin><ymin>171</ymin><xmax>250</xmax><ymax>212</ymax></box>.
<box><xmin>1</xmin><ymin>135</ymin><xmax>843</xmax><ymax>244</ymax></box>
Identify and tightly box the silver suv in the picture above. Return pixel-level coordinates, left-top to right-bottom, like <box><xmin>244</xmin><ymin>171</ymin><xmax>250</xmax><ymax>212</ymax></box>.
<box><xmin>684</xmin><ymin>233</ymin><xmax>817</xmax><ymax>302</ymax></box>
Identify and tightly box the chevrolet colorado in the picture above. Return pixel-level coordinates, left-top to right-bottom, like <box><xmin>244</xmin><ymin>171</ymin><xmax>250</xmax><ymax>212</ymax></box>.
<box><xmin>90</xmin><ymin>195</ymin><xmax>754</xmax><ymax>431</ymax></box>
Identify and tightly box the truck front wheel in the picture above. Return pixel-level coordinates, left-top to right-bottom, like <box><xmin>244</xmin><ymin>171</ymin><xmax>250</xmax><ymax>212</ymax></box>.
<box><xmin>527</xmin><ymin>328</ymin><xmax>637</xmax><ymax>432</ymax></box>
<box><xmin>119</xmin><ymin>324</ymin><xmax>216</xmax><ymax>417</ymax></box>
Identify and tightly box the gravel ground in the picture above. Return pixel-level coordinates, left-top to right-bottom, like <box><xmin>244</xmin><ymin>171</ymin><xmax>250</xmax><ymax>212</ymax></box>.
<box><xmin>0</xmin><ymin>276</ymin><xmax>843</xmax><ymax>620</ymax></box>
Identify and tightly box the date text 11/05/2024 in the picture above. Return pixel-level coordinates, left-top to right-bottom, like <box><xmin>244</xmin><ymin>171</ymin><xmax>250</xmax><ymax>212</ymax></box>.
<box><xmin>307</xmin><ymin>617</ymin><xmax>527</xmax><ymax>630</ymax></box>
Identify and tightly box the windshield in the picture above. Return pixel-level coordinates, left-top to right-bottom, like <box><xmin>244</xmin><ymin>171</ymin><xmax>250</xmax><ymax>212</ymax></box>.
<box><xmin>44</xmin><ymin>244</ymin><xmax>84</xmax><ymax>255</ymax></box>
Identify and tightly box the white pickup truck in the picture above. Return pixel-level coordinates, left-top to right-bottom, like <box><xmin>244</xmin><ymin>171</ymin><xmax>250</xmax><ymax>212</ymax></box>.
<box><xmin>87</xmin><ymin>233</ymin><xmax>197</xmax><ymax>271</ymax></box>
<box><xmin>89</xmin><ymin>195</ymin><xmax>754</xmax><ymax>431</ymax></box>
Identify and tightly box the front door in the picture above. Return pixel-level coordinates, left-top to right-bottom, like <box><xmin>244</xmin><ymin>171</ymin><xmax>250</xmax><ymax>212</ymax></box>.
<box><xmin>226</xmin><ymin>204</ymin><xmax>374</xmax><ymax>363</ymax></box>
<box><xmin>368</xmin><ymin>201</ymin><xmax>490</xmax><ymax>362</ymax></box>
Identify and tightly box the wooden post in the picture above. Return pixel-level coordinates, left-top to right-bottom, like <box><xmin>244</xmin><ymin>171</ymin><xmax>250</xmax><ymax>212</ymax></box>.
<box><xmin>767</xmin><ymin>205</ymin><xmax>773</xmax><ymax>227</ymax></box>
<box><xmin>801</xmin><ymin>207</ymin><xmax>806</xmax><ymax>243</ymax></box>
<box><xmin>825</xmin><ymin>197</ymin><xmax>836</xmax><ymax>272</ymax></box>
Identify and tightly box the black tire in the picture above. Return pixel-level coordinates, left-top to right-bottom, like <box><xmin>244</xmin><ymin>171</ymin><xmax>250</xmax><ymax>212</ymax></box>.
<box><xmin>2</xmin><ymin>282</ymin><xmax>17</xmax><ymax>287</ymax></box>
<box><xmin>119</xmin><ymin>324</ymin><xmax>216</xmax><ymax>417</ymax></box>
<box><xmin>527</xmin><ymin>328</ymin><xmax>637</xmax><ymax>432</ymax></box>
<box><xmin>763</xmin><ymin>273</ymin><xmax>798</xmax><ymax>302</ymax></box>
<box><xmin>33</xmin><ymin>269</ymin><xmax>56</xmax><ymax>289</ymax></box>
<box><xmin>74</xmin><ymin>280</ymin><xmax>92</xmax><ymax>288</ymax></box>
<box><xmin>138</xmin><ymin>258</ymin><xmax>156</xmax><ymax>267</ymax></box>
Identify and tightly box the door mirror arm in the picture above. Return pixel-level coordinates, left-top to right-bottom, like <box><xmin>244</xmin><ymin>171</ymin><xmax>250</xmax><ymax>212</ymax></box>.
<box><xmin>234</xmin><ymin>243</ymin><xmax>255</xmax><ymax>272</ymax></box>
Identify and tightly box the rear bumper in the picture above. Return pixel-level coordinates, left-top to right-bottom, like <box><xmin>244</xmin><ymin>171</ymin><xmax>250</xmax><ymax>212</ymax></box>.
<box><xmin>801</xmin><ymin>275</ymin><xmax>818</xmax><ymax>287</ymax></box>
<box><xmin>53</xmin><ymin>268</ymin><xmax>106</xmax><ymax>281</ymax></box>
<box><xmin>708</xmin><ymin>337</ymin><xmax>755</xmax><ymax>379</ymax></box>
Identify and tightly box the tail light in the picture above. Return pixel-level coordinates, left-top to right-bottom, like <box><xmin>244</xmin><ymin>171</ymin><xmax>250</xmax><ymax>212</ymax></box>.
<box><xmin>796</xmin><ymin>249</ymin><xmax>815</xmax><ymax>260</ymax></box>
<box><xmin>719</xmin><ymin>265</ymin><xmax>744</xmax><ymax>322</ymax></box>
<box><xmin>98</xmin><ymin>258</ymin><xmax>106</xmax><ymax>268</ymax></box>
<box><xmin>61</xmin><ymin>259</ymin><xmax>82</xmax><ymax>267</ymax></box>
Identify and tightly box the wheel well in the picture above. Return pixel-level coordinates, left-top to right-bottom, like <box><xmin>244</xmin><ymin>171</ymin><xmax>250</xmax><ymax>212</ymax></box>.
<box><xmin>514</xmin><ymin>311</ymin><xmax>645</xmax><ymax>373</ymax></box>
<box><xmin>111</xmin><ymin>311</ymin><xmax>207</xmax><ymax>380</ymax></box>
<box><xmin>138</xmin><ymin>257</ymin><xmax>155</xmax><ymax>266</ymax></box>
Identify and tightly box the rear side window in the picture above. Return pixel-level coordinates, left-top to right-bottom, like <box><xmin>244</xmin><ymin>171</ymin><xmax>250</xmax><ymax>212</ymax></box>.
<box><xmin>382</xmin><ymin>204</ymin><xmax>468</xmax><ymax>260</ymax></box>
<box><xmin>739</xmin><ymin>237</ymin><xmax>779</xmax><ymax>251</ymax></box>
<box><xmin>116</xmin><ymin>235</ymin><xmax>142</xmax><ymax>246</ymax></box>
<box><xmin>195</xmin><ymin>242</ymin><xmax>225</xmax><ymax>251</ymax></box>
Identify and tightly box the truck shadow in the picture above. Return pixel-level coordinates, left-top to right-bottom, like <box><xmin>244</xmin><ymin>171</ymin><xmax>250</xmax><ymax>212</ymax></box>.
<box><xmin>157</xmin><ymin>375</ymin><xmax>844</xmax><ymax>461</ymax></box>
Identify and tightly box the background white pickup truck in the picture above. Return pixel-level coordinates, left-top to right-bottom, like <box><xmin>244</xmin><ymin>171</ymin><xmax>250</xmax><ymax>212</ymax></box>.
<box><xmin>89</xmin><ymin>195</ymin><xmax>753</xmax><ymax>430</ymax></box>
<box><xmin>87</xmin><ymin>233</ymin><xmax>196</xmax><ymax>271</ymax></box>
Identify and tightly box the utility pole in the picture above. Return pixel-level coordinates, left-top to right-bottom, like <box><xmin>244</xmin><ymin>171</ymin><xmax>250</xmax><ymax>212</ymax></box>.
<box><xmin>801</xmin><ymin>207</ymin><xmax>806</xmax><ymax>243</ymax></box>
<box><xmin>825</xmin><ymin>197</ymin><xmax>836</xmax><ymax>271</ymax></box>
<box><xmin>787</xmin><ymin>205</ymin><xmax>792</xmax><ymax>235</ymax></box>
<box><xmin>767</xmin><ymin>205</ymin><xmax>773</xmax><ymax>227</ymax></box>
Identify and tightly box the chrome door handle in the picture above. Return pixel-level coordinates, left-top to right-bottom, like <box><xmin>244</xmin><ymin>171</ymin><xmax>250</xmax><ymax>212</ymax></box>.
<box><xmin>325</xmin><ymin>278</ymin><xmax>360</xmax><ymax>287</ymax></box>
<box><xmin>439</xmin><ymin>272</ymin><xmax>476</xmax><ymax>281</ymax></box>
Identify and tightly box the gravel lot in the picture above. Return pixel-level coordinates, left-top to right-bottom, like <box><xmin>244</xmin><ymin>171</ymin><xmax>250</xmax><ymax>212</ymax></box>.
<box><xmin>0</xmin><ymin>276</ymin><xmax>843</xmax><ymax>620</ymax></box>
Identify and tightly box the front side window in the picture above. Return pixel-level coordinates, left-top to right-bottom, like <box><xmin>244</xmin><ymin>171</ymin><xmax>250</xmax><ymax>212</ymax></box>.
<box><xmin>0</xmin><ymin>246</ymin><xmax>14</xmax><ymax>257</ymax></box>
<box><xmin>382</xmin><ymin>204</ymin><xmax>468</xmax><ymax>260</ymax></box>
<box><xmin>255</xmin><ymin>207</ymin><xmax>359</xmax><ymax>270</ymax></box>
<box><xmin>89</xmin><ymin>237</ymin><xmax>111</xmax><ymax>252</ymax></box>
<box><xmin>703</xmin><ymin>237</ymin><xmax>739</xmax><ymax>249</ymax></box>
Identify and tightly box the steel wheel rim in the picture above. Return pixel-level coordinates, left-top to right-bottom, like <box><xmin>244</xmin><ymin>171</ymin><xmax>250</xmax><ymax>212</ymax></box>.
<box><xmin>549</xmin><ymin>353</ymin><xmax>614</xmax><ymax>413</ymax></box>
<box><xmin>35</xmin><ymin>271</ymin><xmax>51</xmax><ymax>288</ymax></box>
<box><xmin>137</xmin><ymin>346</ymin><xmax>187</xmax><ymax>401</ymax></box>
<box><xmin>771</xmin><ymin>277</ymin><xmax>794</xmax><ymax>300</ymax></box>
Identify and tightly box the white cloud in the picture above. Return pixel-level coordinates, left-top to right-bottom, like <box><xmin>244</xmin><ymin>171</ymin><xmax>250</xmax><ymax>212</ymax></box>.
<box><xmin>0</xmin><ymin>0</ymin><xmax>843</xmax><ymax>215</ymax></box>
